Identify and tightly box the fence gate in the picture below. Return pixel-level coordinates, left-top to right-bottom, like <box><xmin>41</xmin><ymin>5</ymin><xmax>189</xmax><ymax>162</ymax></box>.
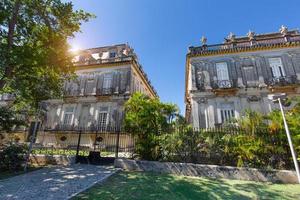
<box><xmin>33</xmin><ymin>126</ymin><xmax>135</xmax><ymax>165</ymax></box>
<box><xmin>75</xmin><ymin>127</ymin><xmax>135</xmax><ymax>165</ymax></box>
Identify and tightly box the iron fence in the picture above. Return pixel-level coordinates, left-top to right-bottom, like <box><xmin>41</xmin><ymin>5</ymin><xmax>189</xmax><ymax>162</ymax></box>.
<box><xmin>32</xmin><ymin>126</ymin><xmax>135</xmax><ymax>162</ymax></box>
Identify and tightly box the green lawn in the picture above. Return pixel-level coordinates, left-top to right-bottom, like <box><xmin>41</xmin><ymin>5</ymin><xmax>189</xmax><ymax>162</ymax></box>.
<box><xmin>74</xmin><ymin>171</ymin><xmax>300</xmax><ymax>200</ymax></box>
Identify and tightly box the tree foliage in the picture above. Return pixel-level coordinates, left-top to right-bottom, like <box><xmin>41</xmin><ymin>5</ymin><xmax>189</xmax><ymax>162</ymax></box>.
<box><xmin>160</xmin><ymin>103</ymin><xmax>300</xmax><ymax>169</ymax></box>
<box><xmin>124</xmin><ymin>92</ymin><xmax>178</xmax><ymax>160</ymax></box>
<box><xmin>0</xmin><ymin>0</ymin><xmax>93</xmax><ymax>111</ymax></box>
<box><xmin>0</xmin><ymin>106</ymin><xmax>26</xmax><ymax>132</ymax></box>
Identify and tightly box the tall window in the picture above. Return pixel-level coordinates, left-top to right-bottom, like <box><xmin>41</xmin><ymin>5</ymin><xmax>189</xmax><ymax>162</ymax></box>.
<box><xmin>218</xmin><ymin>103</ymin><xmax>235</xmax><ymax>123</ymax></box>
<box><xmin>268</xmin><ymin>57</ymin><xmax>285</xmax><ymax>78</ymax></box>
<box><xmin>243</xmin><ymin>66</ymin><xmax>257</xmax><ymax>86</ymax></box>
<box><xmin>63</xmin><ymin>106</ymin><xmax>74</xmax><ymax>125</ymax></box>
<box><xmin>85</xmin><ymin>78</ymin><xmax>95</xmax><ymax>94</ymax></box>
<box><xmin>103</xmin><ymin>74</ymin><xmax>112</xmax><ymax>89</ymax></box>
<box><xmin>98</xmin><ymin>107</ymin><xmax>109</xmax><ymax>129</ymax></box>
<box><xmin>216</xmin><ymin>62</ymin><xmax>230</xmax><ymax>81</ymax></box>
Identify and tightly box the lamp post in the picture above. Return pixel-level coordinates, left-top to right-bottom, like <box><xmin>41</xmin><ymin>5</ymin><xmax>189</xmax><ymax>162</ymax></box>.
<box><xmin>268</xmin><ymin>93</ymin><xmax>300</xmax><ymax>183</ymax></box>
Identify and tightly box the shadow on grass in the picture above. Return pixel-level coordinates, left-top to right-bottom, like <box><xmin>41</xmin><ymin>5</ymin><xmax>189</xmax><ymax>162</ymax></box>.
<box><xmin>73</xmin><ymin>171</ymin><xmax>300</xmax><ymax>200</ymax></box>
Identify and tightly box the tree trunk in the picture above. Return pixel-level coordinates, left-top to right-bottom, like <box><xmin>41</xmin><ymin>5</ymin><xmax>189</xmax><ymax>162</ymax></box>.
<box><xmin>0</xmin><ymin>0</ymin><xmax>21</xmax><ymax>90</ymax></box>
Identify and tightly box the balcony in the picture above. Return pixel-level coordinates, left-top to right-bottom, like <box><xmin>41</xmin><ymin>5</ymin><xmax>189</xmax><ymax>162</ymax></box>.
<box><xmin>211</xmin><ymin>79</ymin><xmax>238</xmax><ymax>89</ymax></box>
<box><xmin>96</xmin><ymin>88</ymin><xmax>113</xmax><ymax>96</ymax></box>
<box><xmin>265</xmin><ymin>75</ymin><xmax>298</xmax><ymax>87</ymax></box>
<box><xmin>266</xmin><ymin>75</ymin><xmax>298</xmax><ymax>94</ymax></box>
<box><xmin>74</xmin><ymin>56</ymin><xmax>133</xmax><ymax>66</ymax></box>
<box><xmin>211</xmin><ymin>79</ymin><xmax>238</xmax><ymax>96</ymax></box>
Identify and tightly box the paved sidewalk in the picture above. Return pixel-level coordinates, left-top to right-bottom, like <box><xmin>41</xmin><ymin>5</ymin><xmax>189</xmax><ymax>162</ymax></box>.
<box><xmin>0</xmin><ymin>164</ymin><xmax>118</xmax><ymax>200</ymax></box>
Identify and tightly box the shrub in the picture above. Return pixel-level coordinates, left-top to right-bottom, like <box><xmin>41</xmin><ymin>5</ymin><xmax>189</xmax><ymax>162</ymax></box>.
<box><xmin>0</xmin><ymin>143</ymin><xmax>28</xmax><ymax>172</ymax></box>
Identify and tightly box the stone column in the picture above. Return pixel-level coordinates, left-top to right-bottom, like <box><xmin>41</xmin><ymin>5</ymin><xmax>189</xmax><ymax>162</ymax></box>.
<box><xmin>191</xmin><ymin>99</ymin><xmax>200</xmax><ymax>128</ymax></box>
<box><xmin>233</xmin><ymin>97</ymin><xmax>241</xmax><ymax>119</ymax></box>
<box><xmin>197</xmin><ymin>98</ymin><xmax>208</xmax><ymax>128</ymax></box>
<box><xmin>190</xmin><ymin>63</ymin><xmax>197</xmax><ymax>90</ymax></box>
<box><xmin>207</xmin><ymin>99</ymin><xmax>216</xmax><ymax>127</ymax></box>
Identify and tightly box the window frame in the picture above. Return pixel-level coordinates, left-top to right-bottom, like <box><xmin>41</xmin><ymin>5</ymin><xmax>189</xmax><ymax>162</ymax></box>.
<box><xmin>97</xmin><ymin>106</ymin><xmax>109</xmax><ymax>129</ymax></box>
<box><xmin>103</xmin><ymin>73</ymin><xmax>113</xmax><ymax>89</ymax></box>
<box><xmin>268</xmin><ymin>57</ymin><xmax>286</xmax><ymax>78</ymax></box>
<box><xmin>216</xmin><ymin>62</ymin><xmax>230</xmax><ymax>81</ymax></box>
<box><xmin>63</xmin><ymin>106</ymin><xmax>75</xmax><ymax>125</ymax></box>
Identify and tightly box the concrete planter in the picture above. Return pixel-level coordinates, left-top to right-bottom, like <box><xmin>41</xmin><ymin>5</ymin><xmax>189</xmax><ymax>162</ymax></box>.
<box><xmin>29</xmin><ymin>154</ymin><xmax>75</xmax><ymax>166</ymax></box>
<box><xmin>114</xmin><ymin>158</ymin><xmax>298</xmax><ymax>184</ymax></box>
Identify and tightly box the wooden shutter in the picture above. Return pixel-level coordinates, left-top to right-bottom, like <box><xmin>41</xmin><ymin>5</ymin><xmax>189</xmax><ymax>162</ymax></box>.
<box><xmin>79</xmin><ymin>76</ymin><xmax>87</xmax><ymax>95</ymax></box>
<box><xmin>269</xmin><ymin>57</ymin><xmax>285</xmax><ymax>77</ymax></box>
<box><xmin>96</xmin><ymin>74</ymin><xmax>104</xmax><ymax>94</ymax></box>
<box><xmin>243</xmin><ymin>66</ymin><xmax>255</xmax><ymax>81</ymax></box>
<box><xmin>216</xmin><ymin>62</ymin><xmax>229</xmax><ymax>80</ymax></box>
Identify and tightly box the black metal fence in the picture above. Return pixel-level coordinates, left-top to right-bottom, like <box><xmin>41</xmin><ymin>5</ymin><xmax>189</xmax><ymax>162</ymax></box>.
<box><xmin>32</xmin><ymin>126</ymin><xmax>135</xmax><ymax>164</ymax></box>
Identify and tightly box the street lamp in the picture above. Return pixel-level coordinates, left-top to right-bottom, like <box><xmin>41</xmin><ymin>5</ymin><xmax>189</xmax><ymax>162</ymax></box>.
<box><xmin>268</xmin><ymin>93</ymin><xmax>300</xmax><ymax>184</ymax></box>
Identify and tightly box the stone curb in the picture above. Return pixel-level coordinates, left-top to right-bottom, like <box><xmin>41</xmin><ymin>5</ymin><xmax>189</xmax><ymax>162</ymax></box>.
<box><xmin>114</xmin><ymin>158</ymin><xmax>298</xmax><ymax>184</ymax></box>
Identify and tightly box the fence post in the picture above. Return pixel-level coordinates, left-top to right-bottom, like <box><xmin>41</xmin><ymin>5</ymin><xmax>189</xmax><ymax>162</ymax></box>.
<box><xmin>94</xmin><ymin>130</ymin><xmax>98</xmax><ymax>151</ymax></box>
<box><xmin>75</xmin><ymin>129</ymin><xmax>82</xmax><ymax>163</ymax></box>
<box><xmin>115</xmin><ymin>126</ymin><xmax>120</xmax><ymax>159</ymax></box>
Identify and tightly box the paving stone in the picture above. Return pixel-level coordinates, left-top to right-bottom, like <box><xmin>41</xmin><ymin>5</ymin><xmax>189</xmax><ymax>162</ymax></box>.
<box><xmin>0</xmin><ymin>164</ymin><xmax>117</xmax><ymax>200</ymax></box>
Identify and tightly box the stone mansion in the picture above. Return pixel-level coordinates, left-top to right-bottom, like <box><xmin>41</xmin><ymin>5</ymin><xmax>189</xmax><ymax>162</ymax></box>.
<box><xmin>185</xmin><ymin>26</ymin><xmax>300</xmax><ymax>128</ymax></box>
<box><xmin>0</xmin><ymin>44</ymin><xmax>157</xmax><ymax>145</ymax></box>
<box><xmin>43</xmin><ymin>44</ymin><xmax>157</xmax><ymax>132</ymax></box>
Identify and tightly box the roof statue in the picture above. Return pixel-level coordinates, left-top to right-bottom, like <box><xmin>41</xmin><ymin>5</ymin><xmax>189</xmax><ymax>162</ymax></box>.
<box><xmin>201</xmin><ymin>36</ymin><xmax>207</xmax><ymax>46</ymax></box>
<box><xmin>279</xmin><ymin>25</ymin><xmax>288</xmax><ymax>35</ymax></box>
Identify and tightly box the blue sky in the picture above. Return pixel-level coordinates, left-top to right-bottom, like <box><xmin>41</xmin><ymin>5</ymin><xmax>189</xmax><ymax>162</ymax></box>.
<box><xmin>69</xmin><ymin>0</ymin><xmax>300</xmax><ymax>114</ymax></box>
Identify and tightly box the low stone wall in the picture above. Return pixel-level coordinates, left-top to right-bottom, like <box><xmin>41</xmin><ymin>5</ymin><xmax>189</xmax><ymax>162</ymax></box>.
<box><xmin>29</xmin><ymin>154</ymin><xmax>75</xmax><ymax>166</ymax></box>
<box><xmin>114</xmin><ymin>158</ymin><xmax>298</xmax><ymax>184</ymax></box>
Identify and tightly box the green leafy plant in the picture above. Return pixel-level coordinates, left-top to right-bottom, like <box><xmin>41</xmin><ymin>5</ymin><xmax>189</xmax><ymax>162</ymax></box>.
<box><xmin>0</xmin><ymin>143</ymin><xmax>28</xmax><ymax>172</ymax></box>
<box><xmin>124</xmin><ymin>92</ymin><xmax>178</xmax><ymax>160</ymax></box>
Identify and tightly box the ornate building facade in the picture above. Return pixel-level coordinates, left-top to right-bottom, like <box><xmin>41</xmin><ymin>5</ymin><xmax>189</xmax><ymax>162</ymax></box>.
<box><xmin>185</xmin><ymin>26</ymin><xmax>300</xmax><ymax>128</ymax></box>
<box><xmin>43</xmin><ymin>44</ymin><xmax>157</xmax><ymax>132</ymax></box>
<box><xmin>0</xmin><ymin>44</ymin><xmax>157</xmax><ymax>146</ymax></box>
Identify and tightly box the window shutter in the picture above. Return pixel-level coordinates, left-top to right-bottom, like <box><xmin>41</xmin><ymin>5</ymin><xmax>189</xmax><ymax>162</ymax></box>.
<box><xmin>96</xmin><ymin>74</ymin><xmax>104</xmax><ymax>94</ymax></box>
<box><xmin>85</xmin><ymin>75</ymin><xmax>95</xmax><ymax>95</ymax></box>
<box><xmin>79</xmin><ymin>76</ymin><xmax>87</xmax><ymax>95</ymax></box>
<box><xmin>112</xmin><ymin>72</ymin><xmax>117</xmax><ymax>91</ymax></box>
<box><xmin>126</xmin><ymin>70</ymin><xmax>131</xmax><ymax>93</ymax></box>
<box><xmin>216</xmin><ymin>62</ymin><xmax>229</xmax><ymax>80</ymax></box>
<box><xmin>111</xmin><ymin>109</ymin><xmax>119</xmax><ymax>126</ymax></box>
<box><xmin>243</xmin><ymin>66</ymin><xmax>255</xmax><ymax>82</ymax></box>
<box><xmin>269</xmin><ymin>57</ymin><xmax>285</xmax><ymax>78</ymax></box>
<box><xmin>120</xmin><ymin>71</ymin><xmax>127</xmax><ymax>93</ymax></box>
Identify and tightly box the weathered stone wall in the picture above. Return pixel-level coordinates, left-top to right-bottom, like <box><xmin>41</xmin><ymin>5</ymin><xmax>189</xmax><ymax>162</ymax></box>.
<box><xmin>29</xmin><ymin>154</ymin><xmax>75</xmax><ymax>166</ymax></box>
<box><xmin>189</xmin><ymin>47</ymin><xmax>300</xmax><ymax>128</ymax></box>
<box><xmin>114</xmin><ymin>158</ymin><xmax>298</xmax><ymax>184</ymax></box>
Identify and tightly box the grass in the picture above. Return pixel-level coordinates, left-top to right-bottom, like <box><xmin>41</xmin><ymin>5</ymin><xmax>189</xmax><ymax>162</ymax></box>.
<box><xmin>0</xmin><ymin>166</ymin><xmax>41</xmax><ymax>180</ymax></box>
<box><xmin>73</xmin><ymin>171</ymin><xmax>300</xmax><ymax>200</ymax></box>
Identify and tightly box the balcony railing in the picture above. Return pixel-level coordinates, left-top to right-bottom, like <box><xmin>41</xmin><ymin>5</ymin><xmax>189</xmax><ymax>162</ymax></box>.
<box><xmin>44</xmin><ymin>123</ymin><xmax>121</xmax><ymax>132</ymax></box>
<box><xmin>97</xmin><ymin>88</ymin><xmax>113</xmax><ymax>96</ymax></box>
<box><xmin>63</xmin><ymin>87</ymin><xmax>125</xmax><ymax>97</ymax></box>
<box><xmin>74</xmin><ymin>56</ymin><xmax>133</xmax><ymax>66</ymax></box>
<box><xmin>211</xmin><ymin>79</ymin><xmax>237</xmax><ymax>89</ymax></box>
<box><xmin>265</xmin><ymin>75</ymin><xmax>298</xmax><ymax>86</ymax></box>
<box><xmin>189</xmin><ymin>35</ymin><xmax>300</xmax><ymax>55</ymax></box>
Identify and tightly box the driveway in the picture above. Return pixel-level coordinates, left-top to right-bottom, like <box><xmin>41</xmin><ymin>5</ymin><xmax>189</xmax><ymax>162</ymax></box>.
<box><xmin>0</xmin><ymin>164</ymin><xmax>118</xmax><ymax>200</ymax></box>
